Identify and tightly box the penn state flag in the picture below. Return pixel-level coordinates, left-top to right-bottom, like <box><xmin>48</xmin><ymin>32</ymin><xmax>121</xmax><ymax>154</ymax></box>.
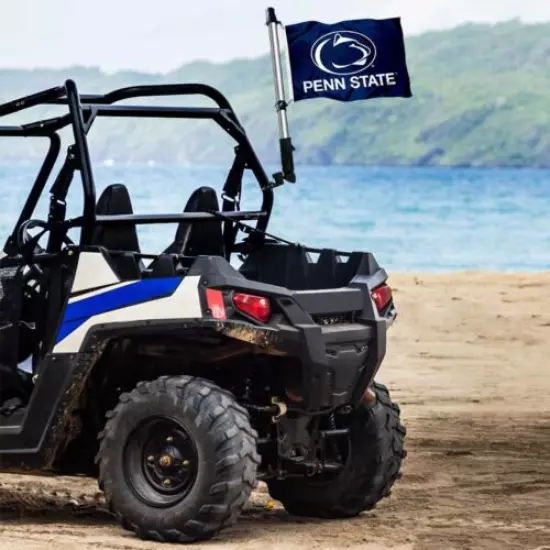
<box><xmin>285</xmin><ymin>18</ymin><xmax>412</xmax><ymax>102</ymax></box>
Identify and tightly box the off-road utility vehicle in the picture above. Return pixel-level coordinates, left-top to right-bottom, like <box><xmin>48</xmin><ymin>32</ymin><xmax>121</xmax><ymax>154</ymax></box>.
<box><xmin>0</xmin><ymin>80</ymin><xmax>405</xmax><ymax>543</ymax></box>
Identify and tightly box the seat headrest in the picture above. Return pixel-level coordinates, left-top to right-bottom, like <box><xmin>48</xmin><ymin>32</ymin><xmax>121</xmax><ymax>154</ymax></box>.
<box><xmin>92</xmin><ymin>184</ymin><xmax>141</xmax><ymax>254</ymax></box>
<box><xmin>95</xmin><ymin>183</ymin><xmax>134</xmax><ymax>216</ymax></box>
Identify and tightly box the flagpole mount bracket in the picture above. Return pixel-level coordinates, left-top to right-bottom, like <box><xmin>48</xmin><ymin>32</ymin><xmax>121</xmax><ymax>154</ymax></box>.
<box><xmin>266</xmin><ymin>6</ymin><xmax>296</xmax><ymax>185</ymax></box>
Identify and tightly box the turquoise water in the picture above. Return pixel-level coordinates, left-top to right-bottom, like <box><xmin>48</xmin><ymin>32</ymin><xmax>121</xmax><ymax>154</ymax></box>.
<box><xmin>0</xmin><ymin>163</ymin><xmax>549</xmax><ymax>272</ymax></box>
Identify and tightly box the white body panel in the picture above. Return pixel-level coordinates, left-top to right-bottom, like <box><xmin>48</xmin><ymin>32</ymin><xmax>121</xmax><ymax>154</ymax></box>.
<box><xmin>71</xmin><ymin>252</ymin><xmax>120</xmax><ymax>292</ymax></box>
<box><xmin>53</xmin><ymin>252</ymin><xmax>203</xmax><ymax>354</ymax></box>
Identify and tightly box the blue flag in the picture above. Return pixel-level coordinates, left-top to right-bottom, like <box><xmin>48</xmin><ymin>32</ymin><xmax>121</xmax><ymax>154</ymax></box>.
<box><xmin>285</xmin><ymin>18</ymin><xmax>412</xmax><ymax>102</ymax></box>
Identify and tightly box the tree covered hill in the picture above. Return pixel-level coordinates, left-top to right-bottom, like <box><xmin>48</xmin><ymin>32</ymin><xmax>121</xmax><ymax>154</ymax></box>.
<box><xmin>0</xmin><ymin>20</ymin><xmax>549</xmax><ymax>167</ymax></box>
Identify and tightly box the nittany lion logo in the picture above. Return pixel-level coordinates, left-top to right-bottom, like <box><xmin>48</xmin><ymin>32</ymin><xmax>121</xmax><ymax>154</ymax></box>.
<box><xmin>311</xmin><ymin>31</ymin><xmax>377</xmax><ymax>76</ymax></box>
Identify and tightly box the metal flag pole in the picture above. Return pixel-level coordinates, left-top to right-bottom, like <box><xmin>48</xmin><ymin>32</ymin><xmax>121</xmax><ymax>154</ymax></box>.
<box><xmin>266</xmin><ymin>6</ymin><xmax>296</xmax><ymax>184</ymax></box>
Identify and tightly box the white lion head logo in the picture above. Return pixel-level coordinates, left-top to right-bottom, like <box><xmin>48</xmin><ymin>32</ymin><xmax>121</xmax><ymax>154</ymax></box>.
<box><xmin>311</xmin><ymin>31</ymin><xmax>377</xmax><ymax>76</ymax></box>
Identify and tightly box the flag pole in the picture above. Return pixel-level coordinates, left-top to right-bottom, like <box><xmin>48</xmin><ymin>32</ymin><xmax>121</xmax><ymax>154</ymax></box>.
<box><xmin>266</xmin><ymin>7</ymin><xmax>296</xmax><ymax>184</ymax></box>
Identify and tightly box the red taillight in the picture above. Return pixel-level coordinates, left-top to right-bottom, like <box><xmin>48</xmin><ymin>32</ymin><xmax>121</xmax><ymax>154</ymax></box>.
<box><xmin>205</xmin><ymin>289</ymin><xmax>226</xmax><ymax>320</ymax></box>
<box><xmin>232</xmin><ymin>292</ymin><xmax>272</xmax><ymax>323</ymax></box>
<box><xmin>371</xmin><ymin>284</ymin><xmax>393</xmax><ymax>312</ymax></box>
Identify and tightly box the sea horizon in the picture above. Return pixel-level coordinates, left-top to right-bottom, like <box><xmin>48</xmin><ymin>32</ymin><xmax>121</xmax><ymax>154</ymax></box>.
<box><xmin>1</xmin><ymin>162</ymin><xmax>549</xmax><ymax>273</ymax></box>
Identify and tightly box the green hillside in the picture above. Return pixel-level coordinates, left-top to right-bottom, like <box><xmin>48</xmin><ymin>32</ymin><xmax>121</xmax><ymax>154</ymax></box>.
<box><xmin>0</xmin><ymin>20</ymin><xmax>549</xmax><ymax>167</ymax></box>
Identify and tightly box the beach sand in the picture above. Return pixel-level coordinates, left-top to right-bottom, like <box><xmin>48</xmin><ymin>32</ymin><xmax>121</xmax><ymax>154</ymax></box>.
<box><xmin>1</xmin><ymin>272</ymin><xmax>549</xmax><ymax>549</ymax></box>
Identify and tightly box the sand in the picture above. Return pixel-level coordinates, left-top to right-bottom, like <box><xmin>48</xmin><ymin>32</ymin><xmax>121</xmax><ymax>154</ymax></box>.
<box><xmin>1</xmin><ymin>272</ymin><xmax>549</xmax><ymax>549</ymax></box>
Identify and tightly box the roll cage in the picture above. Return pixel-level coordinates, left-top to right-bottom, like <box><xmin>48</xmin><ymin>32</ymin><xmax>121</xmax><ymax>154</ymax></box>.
<box><xmin>0</xmin><ymin>79</ymin><xmax>275</xmax><ymax>262</ymax></box>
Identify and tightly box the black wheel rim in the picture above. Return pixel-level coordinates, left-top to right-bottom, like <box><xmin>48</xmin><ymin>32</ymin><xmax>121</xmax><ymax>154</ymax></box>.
<box><xmin>123</xmin><ymin>416</ymin><xmax>199</xmax><ymax>508</ymax></box>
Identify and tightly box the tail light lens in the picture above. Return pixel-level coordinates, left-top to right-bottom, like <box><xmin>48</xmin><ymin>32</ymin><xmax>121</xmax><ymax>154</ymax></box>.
<box><xmin>205</xmin><ymin>289</ymin><xmax>227</xmax><ymax>320</ymax></box>
<box><xmin>233</xmin><ymin>292</ymin><xmax>272</xmax><ymax>323</ymax></box>
<box><xmin>371</xmin><ymin>284</ymin><xmax>393</xmax><ymax>313</ymax></box>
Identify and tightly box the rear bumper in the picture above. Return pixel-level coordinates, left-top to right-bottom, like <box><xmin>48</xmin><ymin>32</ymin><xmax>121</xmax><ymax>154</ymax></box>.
<box><xmin>275</xmin><ymin>308</ymin><xmax>392</xmax><ymax>411</ymax></box>
<box><xmin>282</xmin><ymin>269</ymin><xmax>395</xmax><ymax>410</ymax></box>
<box><xmin>189</xmin><ymin>255</ymin><xmax>394</xmax><ymax>412</ymax></box>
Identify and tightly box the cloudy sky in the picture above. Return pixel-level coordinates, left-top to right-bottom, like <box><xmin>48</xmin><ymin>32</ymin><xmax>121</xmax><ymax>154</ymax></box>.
<box><xmin>0</xmin><ymin>0</ymin><xmax>548</xmax><ymax>72</ymax></box>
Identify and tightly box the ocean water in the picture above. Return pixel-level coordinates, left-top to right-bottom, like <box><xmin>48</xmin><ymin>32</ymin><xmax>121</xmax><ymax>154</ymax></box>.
<box><xmin>0</xmin><ymin>162</ymin><xmax>549</xmax><ymax>272</ymax></box>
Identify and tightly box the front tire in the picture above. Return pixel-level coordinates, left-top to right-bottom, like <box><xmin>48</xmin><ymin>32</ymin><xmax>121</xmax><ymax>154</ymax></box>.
<box><xmin>267</xmin><ymin>382</ymin><xmax>406</xmax><ymax>518</ymax></box>
<box><xmin>97</xmin><ymin>376</ymin><xmax>260</xmax><ymax>543</ymax></box>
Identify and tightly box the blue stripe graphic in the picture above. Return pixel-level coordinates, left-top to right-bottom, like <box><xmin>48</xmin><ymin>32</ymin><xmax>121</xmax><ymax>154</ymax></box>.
<box><xmin>56</xmin><ymin>277</ymin><xmax>183</xmax><ymax>344</ymax></box>
<box><xmin>56</xmin><ymin>318</ymin><xmax>88</xmax><ymax>343</ymax></box>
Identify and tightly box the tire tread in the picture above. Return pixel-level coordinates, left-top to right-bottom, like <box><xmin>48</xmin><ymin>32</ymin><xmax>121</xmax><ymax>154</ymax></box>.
<box><xmin>97</xmin><ymin>375</ymin><xmax>259</xmax><ymax>543</ymax></box>
<box><xmin>268</xmin><ymin>382</ymin><xmax>406</xmax><ymax>519</ymax></box>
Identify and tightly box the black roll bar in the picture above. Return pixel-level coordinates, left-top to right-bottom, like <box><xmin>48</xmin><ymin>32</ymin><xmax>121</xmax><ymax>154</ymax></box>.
<box><xmin>94</xmin><ymin>211</ymin><xmax>268</xmax><ymax>226</ymax></box>
<box><xmin>91</xmin><ymin>105</ymin><xmax>230</xmax><ymax>119</ymax></box>
<box><xmin>0</xmin><ymin>115</ymin><xmax>73</xmax><ymax>137</ymax></box>
<box><xmin>0</xmin><ymin>86</ymin><xmax>66</xmax><ymax>118</ymax></box>
<box><xmin>0</xmin><ymin>80</ymin><xmax>276</xmax><ymax>252</ymax></box>
<box><xmin>47</xmin><ymin>83</ymin><xmax>234</xmax><ymax>111</ymax></box>
<box><xmin>65</xmin><ymin>80</ymin><xmax>97</xmax><ymax>245</ymax></box>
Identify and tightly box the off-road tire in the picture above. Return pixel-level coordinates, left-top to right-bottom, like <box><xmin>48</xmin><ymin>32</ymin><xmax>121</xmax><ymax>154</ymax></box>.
<box><xmin>267</xmin><ymin>382</ymin><xmax>406</xmax><ymax>518</ymax></box>
<box><xmin>96</xmin><ymin>375</ymin><xmax>260</xmax><ymax>543</ymax></box>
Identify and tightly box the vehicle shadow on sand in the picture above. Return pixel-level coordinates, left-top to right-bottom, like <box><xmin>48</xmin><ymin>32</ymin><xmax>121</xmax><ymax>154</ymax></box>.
<box><xmin>0</xmin><ymin>488</ymin><xmax>326</xmax><ymax>535</ymax></box>
<box><xmin>0</xmin><ymin>487</ymin><xmax>113</xmax><ymax>525</ymax></box>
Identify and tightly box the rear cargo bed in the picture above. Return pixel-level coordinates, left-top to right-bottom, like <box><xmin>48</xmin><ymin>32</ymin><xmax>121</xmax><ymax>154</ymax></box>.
<box><xmin>239</xmin><ymin>243</ymin><xmax>383</xmax><ymax>290</ymax></box>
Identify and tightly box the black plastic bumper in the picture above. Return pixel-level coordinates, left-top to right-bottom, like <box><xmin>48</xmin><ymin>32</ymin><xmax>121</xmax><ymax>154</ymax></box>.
<box><xmin>190</xmin><ymin>255</ymin><xmax>394</xmax><ymax>411</ymax></box>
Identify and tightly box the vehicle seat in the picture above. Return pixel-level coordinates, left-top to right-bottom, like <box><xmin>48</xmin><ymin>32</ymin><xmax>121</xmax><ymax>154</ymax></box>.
<box><xmin>161</xmin><ymin>186</ymin><xmax>224</xmax><ymax>258</ymax></box>
<box><xmin>91</xmin><ymin>184</ymin><xmax>143</xmax><ymax>280</ymax></box>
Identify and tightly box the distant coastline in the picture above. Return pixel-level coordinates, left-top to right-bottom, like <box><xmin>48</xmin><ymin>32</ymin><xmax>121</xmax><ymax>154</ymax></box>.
<box><xmin>0</xmin><ymin>20</ymin><xmax>548</xmax><ymax>169</ymax></box>
<box><xmin>1</xmin><ymin>158</ymin><xmax>549</xmax><ymax>171</ymax></box>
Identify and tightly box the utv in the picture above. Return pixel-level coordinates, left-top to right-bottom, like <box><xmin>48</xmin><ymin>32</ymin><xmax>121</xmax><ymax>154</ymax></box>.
<box><xmin>0</xmin><ymin>80</ymin><xmax>405</xmax><ymax>543</ymax></box>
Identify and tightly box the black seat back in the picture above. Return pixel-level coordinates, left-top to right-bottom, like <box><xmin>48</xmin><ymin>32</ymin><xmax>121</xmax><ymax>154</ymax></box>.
<box><xmin>93</xmin><ymin>184</ymin><xmax>140</xmax><ymax>252</ymax></box>
<box><xmin>165</xmin><ymin>186</ymin><xmax>224</xmax><ymax>257</ymax></box>
<box><xmin>92</xmin><ymin>184</ymin><xmax>142</xmax><ymax>279</ymax></box>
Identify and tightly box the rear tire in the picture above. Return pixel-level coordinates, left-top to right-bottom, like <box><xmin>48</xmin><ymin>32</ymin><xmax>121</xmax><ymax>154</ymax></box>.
<box><xmin>267</xmin><ymin>382</ymin><xmax>406</xmax><ymax>518</ymax></box>
<box><xmin>97</xmin><ymin>375</ymin><xmax>260</xmax><ymax>543</ymax></box>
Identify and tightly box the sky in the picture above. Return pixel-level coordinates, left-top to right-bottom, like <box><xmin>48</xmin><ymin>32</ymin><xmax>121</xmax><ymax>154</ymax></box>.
<box><xmin>0</xmin><ymin>0</ymin><xmax>548</xmax><ymax>73</ymax></box>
